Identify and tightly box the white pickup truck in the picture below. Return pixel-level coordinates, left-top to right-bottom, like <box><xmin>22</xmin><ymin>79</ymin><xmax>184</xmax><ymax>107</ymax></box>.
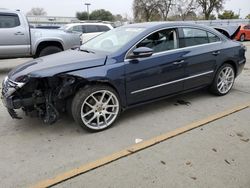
<box><xmin>0</xmin><ymin>9</ymin><xmax>81</xmax><ymax>58</ymax></box>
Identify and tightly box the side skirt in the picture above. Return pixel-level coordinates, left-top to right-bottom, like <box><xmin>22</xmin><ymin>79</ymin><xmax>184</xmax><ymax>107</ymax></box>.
<box><xmin>123</xmin><ymin>85</ymin><xmax>209</xmax><ymax>111</ymax></box>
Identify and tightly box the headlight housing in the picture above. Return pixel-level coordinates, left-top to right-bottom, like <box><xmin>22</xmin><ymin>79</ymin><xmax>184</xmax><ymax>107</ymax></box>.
<box><xmin>2</xmin><ymin>76</ymin><xmax>26</xmax><ymax>97</ymax></box>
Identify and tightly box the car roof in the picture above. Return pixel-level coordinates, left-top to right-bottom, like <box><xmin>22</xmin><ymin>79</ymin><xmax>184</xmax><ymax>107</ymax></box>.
<box><xmin>123</xmin><ymin>21</ymin><xmax>215</xmax><ymax>31</ymax></box>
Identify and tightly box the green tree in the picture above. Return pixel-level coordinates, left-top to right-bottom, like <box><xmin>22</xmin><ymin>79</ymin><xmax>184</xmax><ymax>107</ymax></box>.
<box><xmin>218</xmin><ymin>10</ymin><xmax>239</xmax><ymax>19</ymax></box>
<box><xmin>197</xmin><ymin>0</ymin><xmax>225</xmax><ymax>20</ymax></box>
<box><xmin>76</xmin><ymin>11</ymin><xmax>89</xmax><ymax>20</ymax></box>
<box><xmin>90</xmin><ymin>9</ymin><xmax>114</xmax><ymax>21</ymax></box>
<box><xmin>246</xmin><ymin>14</ymin><xmax>250</xmax><ymax>19</ymax></box>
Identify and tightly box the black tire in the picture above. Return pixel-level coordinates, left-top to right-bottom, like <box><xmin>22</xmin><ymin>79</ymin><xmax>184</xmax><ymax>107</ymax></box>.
<box><xmin>38</xmin><ymin>46</ymin><xmax>62</xmax><ymax>57</ymax></box>
<box><xmin>209</xmin><ymin>64</ymin><xmax>235</xmax><ymax>96</ymax></box>
<box><xmin>71</xmin><ymin>85</ymin><xmax>121</xmax><ymax>132</ymax></box>
<box><xmin>240</xmin><ymin>34</ymin><xmax>245</xmax><ymax>42</ymax></box>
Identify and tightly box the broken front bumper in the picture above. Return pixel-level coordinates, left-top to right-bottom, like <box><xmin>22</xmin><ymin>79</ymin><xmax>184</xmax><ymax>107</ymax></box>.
<box><xmin>1</xmin><ymin>95</ymin><xmax>24</xmax><ymax>119</ymax></box>
<box><xmin>1</xmin><ymin>77</ymin><xmax>44</xmax><ymax>119</ymax></box>
<box><xmin>2</xmin><ymin>92</ymin><xmax>45</xmax><ymax>119</ymax></box>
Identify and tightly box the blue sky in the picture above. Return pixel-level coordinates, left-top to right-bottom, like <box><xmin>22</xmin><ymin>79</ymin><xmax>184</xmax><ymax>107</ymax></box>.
<box><xmin>1</xmin><ymin>0</ymin><xmax>249</xmax><ymax>18</ymax></box>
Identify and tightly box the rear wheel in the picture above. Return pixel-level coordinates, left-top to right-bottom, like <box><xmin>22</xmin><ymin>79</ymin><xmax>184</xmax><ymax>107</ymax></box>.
<box><xmin>240</xmin><ymin>34</ymin><xmax>245</xmax><ymax>42</ymax></box>
<box><xmin>38</xmin><ymin>46</ymin><xmax>62</xmax><ymax>57</ymax></box>
<box><xmin>210</xmin><ymin>64</ymin><xmax>235</xmax><ymax>96</ymax></box>
<box><xmin>71</xmin><ymin>85</ymin><xmax>121</xmax><ymax>132</ymax></box>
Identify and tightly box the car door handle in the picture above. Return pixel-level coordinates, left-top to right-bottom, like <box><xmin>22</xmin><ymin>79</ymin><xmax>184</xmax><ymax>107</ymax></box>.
<box><xmin>212</xmin><ymin>51</ymin><xmax>220</xmax><ymax>56</ymax></box>
<box><xmin>14</xmin><ymin>32</ymin><xmax>24</xmax><ymax>35</ymax></box>
<box><xmin>173</xmin><ymin>60</ymin><xmax>185</xmax><ymax>65</ymax></box>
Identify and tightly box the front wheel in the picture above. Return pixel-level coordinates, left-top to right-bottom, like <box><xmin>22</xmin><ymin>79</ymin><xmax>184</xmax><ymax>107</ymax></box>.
<box><xmin>210</xmin><ymin>64</ymin><xmax>235</xmax><ymax>96</ymax></box>
<box><xmin>71</xmin><ymin>85</ymin><xmax>121</xmax><ymax>132</ymax></box>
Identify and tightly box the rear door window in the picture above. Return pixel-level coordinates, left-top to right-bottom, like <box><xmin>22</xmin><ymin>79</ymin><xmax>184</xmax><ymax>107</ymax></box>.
<box><xmin>82</xmin><ymin>25</ymin><xmax>87</xmax><ymax>33</ymax></box>
<box><xmin>72</xmin><ymin>25</ymin><xmax>83</xmax><ymax>33</ymax></box>
<box><xmin>97</xmin><ymin>25</ymin><xmax>110</xmax><ymax>32</ymax></box>
<box><xmin>207</xmin><ymin>32</ymin><xmax>221</xmax><ymax>43</ymax></box>
<box><xmin>180</xmin><ymin>28</ymin><xmax>209</xmax><ymax>47</ymax></box>
<box><xmin>86</xmin><ymin>25</ymin><xmax>99</xmax><ymax>33</ymax></box>
<box><xmin>0</xmin><ymin>13</ymin><xmax>20</xmax><ymax>28</ymax></box>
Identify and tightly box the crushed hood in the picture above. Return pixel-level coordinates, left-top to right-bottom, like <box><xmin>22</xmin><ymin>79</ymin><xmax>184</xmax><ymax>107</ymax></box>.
<box><xmin>8</xmin><ymin>49</ymin><xmax>107</xmax><ymax>82</ymax></box>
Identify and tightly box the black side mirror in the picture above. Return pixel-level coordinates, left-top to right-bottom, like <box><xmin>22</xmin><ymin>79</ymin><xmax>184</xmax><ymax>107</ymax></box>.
<box><xmin>128</xmin><ymin>47</ymin><xmax>153</xmax><ymax>59</ymax></box>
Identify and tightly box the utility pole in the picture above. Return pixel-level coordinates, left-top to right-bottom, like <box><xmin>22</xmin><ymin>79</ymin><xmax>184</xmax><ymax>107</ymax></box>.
<box><xmin>85</xmin><ymin>3</ymin><xmax>91</xmax><ymax>20</ymax></box>
<box><xmin>238</xmin><ymin>9</ymin><xmax>241</xmax><ymax>18</ymax></box>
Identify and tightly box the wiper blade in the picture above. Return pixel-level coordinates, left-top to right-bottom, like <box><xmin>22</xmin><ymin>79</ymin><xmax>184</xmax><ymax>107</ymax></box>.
<box><xmin>80</xmin><ymin>48</ymin><xmax>95</xmax><ymax>54</ymax></box>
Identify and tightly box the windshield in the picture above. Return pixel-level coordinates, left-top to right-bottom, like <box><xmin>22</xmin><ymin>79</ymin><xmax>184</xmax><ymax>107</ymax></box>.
<box><xmin>81</xmin><ymin>27</ymin><xmax>146</xmax><ymax>54</ymax></box>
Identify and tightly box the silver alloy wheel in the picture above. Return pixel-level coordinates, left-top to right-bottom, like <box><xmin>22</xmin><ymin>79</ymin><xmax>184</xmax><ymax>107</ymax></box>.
<box><xmin>217</xmin><ymin>66</ymin><xmax>235</xmax><ymax>94</ymax></box>
<box><xmin>80</xmin><ymin>90</ymin><xmax>119</xmax><ymax>130</ymax></box>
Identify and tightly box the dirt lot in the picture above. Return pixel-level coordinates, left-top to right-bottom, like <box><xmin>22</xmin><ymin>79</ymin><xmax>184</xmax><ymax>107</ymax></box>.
<box><xmin>0</xmin><ymin>42</ymin><xmax>249</xmax><ymax>188</ymax></box>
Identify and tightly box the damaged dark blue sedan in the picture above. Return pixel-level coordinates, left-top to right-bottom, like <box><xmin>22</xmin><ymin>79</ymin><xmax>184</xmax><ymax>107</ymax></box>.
<box><xmin>1</xmin><ymin>22</ymin><xmax>246</xmax><ymax>132</ymax></box>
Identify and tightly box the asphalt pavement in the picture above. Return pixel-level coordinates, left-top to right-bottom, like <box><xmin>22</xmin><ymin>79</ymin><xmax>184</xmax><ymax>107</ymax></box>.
<box><xmin>0</xmin><ymin>42</ymin><xmax>249</xmax><ymax>188</ymax></box>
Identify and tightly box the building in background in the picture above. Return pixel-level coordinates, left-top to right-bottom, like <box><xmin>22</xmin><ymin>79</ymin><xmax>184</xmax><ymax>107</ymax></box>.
<box><xmin>27</xmin><ymin>16</ymin><xmax>79</xmax><ymax>27</ymax></box>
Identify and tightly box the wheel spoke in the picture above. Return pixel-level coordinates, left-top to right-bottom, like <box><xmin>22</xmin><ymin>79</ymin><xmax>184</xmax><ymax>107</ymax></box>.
<box><xmin>105</xmin><ymin>94</ymin><xmax>113</xmax><ymax>104</ymax></box>
<box><xmin>224</xmin><ymin>68</ymin><xmax>230</xmax><ymax>77</ymax></box>
<box><xmin>102</xmin><ymin>114</ymin><xmax>108</xmax><ymax>125</ymax></box>
<box><xmin>105</xmin><ymin>111</ymin><xmax>117</xmax><ymax>115</ymax></box>
<box><xmin>85</xmin><ymin>102</ymin><xmax>94</xmax><ymax>108</ymax></box>
<box><xmin>87</xmin><ymin>114</ymin><xmax>97</xmax><ymax>124</ymax></box>
<box><xmin>91</xmin><ymin>94</ymin><xmax>99</xmax><ymax>104</ymax></box>
<box><xmin>219</xmin><ymin>83</ymin><xmax>224</xmax><ymax>91</ymax></box>
<box><xmin>100</xmin><ymin>91</ymin><xmax>107</xmax><ymax>103</ymax></box>
<box><xmin>82</xmin><ymin>110</ymin><xmax>94</xmax><ymax>118</ymax></box>
<box><xmin>217</xmin><ymin>81</ymin><xmax>223</xmax><ymax>87</ymax></box>
<box><xmin>106</xmin><ymin>105</ymin><xmax>118</xmax><ymax>108</ymax></box>
<box><xmin>226</xmin><ymin>69</ymin><xmax>232</xmax><ymax>77</ymax></box>
<box><xmin>97</xmin><ymin>115</ymin><xmax>100</xmax><ymax>128</ymax></box>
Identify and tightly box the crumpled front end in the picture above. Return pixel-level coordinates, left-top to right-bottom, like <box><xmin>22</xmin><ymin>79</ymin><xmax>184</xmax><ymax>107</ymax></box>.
<box><xmin>1</xmin><ymin>74</ymin><xmax>80</xmax><ymax>124</ymax></box>
<box><xmin>1</xmin><ymin>76</ymin><xmax>45</xmax><ymax>119</ymax></box>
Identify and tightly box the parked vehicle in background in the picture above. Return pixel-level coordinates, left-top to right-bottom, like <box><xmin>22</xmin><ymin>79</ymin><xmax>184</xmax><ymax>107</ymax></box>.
<box><xmin>0</xmin><ymin>9</ymin><xmax>81</xmax><ymax>58</ymax></box>
<box><xmin>1</xmin><ymin>22</ymin><xmax>246</xmax><ymax>132</ymax></box>
<box><xmin>61</xmin><ymin>23</ymin><xmax>113</xmax><ymax>43</ymax></box>
<box><xmin>234</xmin><ymin>25</ymin><xmax>250</xmax><ymax>41</ymax></box>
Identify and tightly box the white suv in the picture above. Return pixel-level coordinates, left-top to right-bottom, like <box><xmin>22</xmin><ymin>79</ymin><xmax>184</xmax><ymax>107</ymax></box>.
<box><xmin>61</xmin><ymin>23</ymin><xmax>113</xmax><ymax>43</ymax></box>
